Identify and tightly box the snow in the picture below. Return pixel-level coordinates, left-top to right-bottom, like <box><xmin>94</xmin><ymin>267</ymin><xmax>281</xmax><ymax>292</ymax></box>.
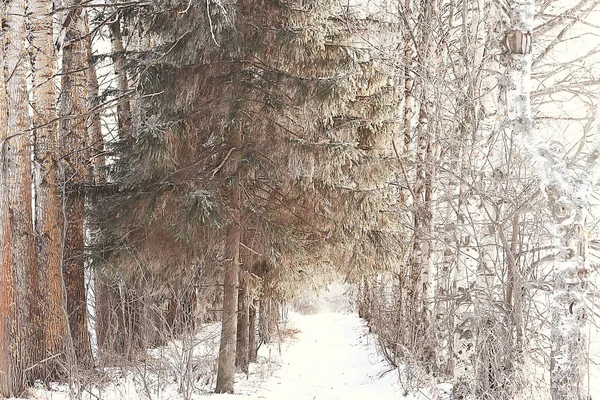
<box><xmin>16</xmin><ymin>311</ymin><xmax>437</xmax><ymax>400</ymax></box>
<box><xmin>213</xmin><ymin>312</ymin><xmax>403</xmax><ymax>400</ymax></box>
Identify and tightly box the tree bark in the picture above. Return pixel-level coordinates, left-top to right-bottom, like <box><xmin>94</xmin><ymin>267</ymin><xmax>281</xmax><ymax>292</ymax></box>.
<box><xmin>85</xmin><ymin>32</ymin><xmax>133</xmax><ymax>361</ymax></box>
<box><xmin>30</xmin><ymin>0</ymin><xmax>69</xmax><ymax>379</ymax></box>
<box><xmin>4</xmin><ymin>0</ymin><xmax>44</xmax><ymax>384</ymax></box>
<box><xmin>258</xmin><ymin>297</ymin><xmax>270</xmax><ymax>344</ymax></box>
<box><xmin>548</xmin><ymin>194</ymin><xmax>591</xmax><ymax>400</ymax></box>
<box><xmin>0</xmin><ymin>3</ymin><xmax>23</xmax><ymax>394</ymax></box>
<box><xmin>248</xmin><ymin>299</ymin><xmax>257</xmax><ymax>363</ymax></box>
<box><xmin>215</xmin><ymin>125</ymin><xmax>242</xmax><ymax>393</ymax></box>
<box><xmin>236</xmin><ymin>272</ymin><xmax>250</xmax><ymax>373</ymax></box>
<box><xmin>108</xmin><ymin>3</ymin><xmax>132</xmax><ymax>138</ymax></box>
<box><xmin>59</xmin><ymin>1</ymin><xmax>93</xmax><ymax>367</ymax></box>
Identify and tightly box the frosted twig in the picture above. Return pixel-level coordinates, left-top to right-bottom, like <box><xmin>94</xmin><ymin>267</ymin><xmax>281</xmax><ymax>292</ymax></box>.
<box><xmin>180</xmin><ymin>0</ymin><xmax>193</xmax><ymax>14</ymax></box>
<box><xmin>210</xmin><ymin>147</ymin><xmax>234</xmax><ymax>178</ymax></box>
<box><xmin>206</xmin><ymin>0</ymin><xmax>221</xmax><ymax>47</ymax></box>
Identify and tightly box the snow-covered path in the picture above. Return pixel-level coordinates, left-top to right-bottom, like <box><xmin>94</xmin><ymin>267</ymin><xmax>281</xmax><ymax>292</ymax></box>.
<box><xmin>216</xmin><ymin>312</ymin><xmax>403</xmax><ymax>400</ymax></box>
<box><xmin>21</xmin><ymin>312</ymin><xmax>423</xmax><ymax>400</ymax></box>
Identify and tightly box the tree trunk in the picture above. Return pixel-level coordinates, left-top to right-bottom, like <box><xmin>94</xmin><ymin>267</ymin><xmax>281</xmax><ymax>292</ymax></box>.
<box><xmin>402</xmin><ymin>0</ymin><xmax>415</xmax><ymax>155</ymax></box>
<box><xmin>84</xmin><ymin>17</ymin><xmax>116</xmax><ymax>364</ymax></box>
<box><xmin>258</xmin><ymin>297</ymin><xmax>270</xmax><ymax>344</ymax></box>
<box><xmin>236</xmin><ymin>272</ymin><xmax>250</xmax><ymax>373</ymax></box>
<box><xmin>30</xmin><ymin>0</ymin><xmax>68</xmax><ymax>379</ymax></box>
<box><xmin>548</xmin><ymin>197</ymin><xmax>590</xmax><ymax>400</ymax></box>
<box><xmin>0</xmin><ymin>203</ymin><xmax>20</xmax><ymax>397</ymax></box>
<box><xmin>248</xmin><ymin>299</ymin><xmax>257</xmax><ymax>363</ymax></box>
<box><xmin>215</xmin><ymin>126</ymin><xmax>242</xmax><ymax>393</ymax></box>
<box><xmin>0</xmin><ymin>3</ymin><xmax>23</xmax><ymax>393</ymax></box>
<box><xmin>108</xmin><ymin>3</ymin><xmax>132</xmax><ymax>138</ymax></box>
<box><xmin>4</xmin><ymin>0</ymin><xmax>45</xmax><ymax>384</ymax></box>
<box><xmin>59</xmin><ymin>1</ymin><xmax>93</xmax><ymax>367</ymax></box>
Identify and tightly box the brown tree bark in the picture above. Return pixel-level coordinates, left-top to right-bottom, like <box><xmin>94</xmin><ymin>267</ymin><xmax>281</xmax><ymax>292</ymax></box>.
<box><xmin>0</xmin><ymin>205</ymin><xmax>20</xmax><ymax>397</ymax></box>
<box><xmin>215</xmin><ymin>126</ymin><xmax>242</xmax><ymax>393</ymax></box>
<box><xmin>248</xmin><ymin>299</ymin><xmax>257</xmax><ymax>363</ymax></box>
<box><xmin>30</xmin><ymin>0</ymin><xmax>69</xmax><ymax>379</ymax></box>
<box><xmin>59</xmin><ymin>2</ymin><xmax>93</xmax><ymax>367</ymax></box>
<box><xmin>0</xmin><ymin>3</ymin><xmax>23</xmax><ymax>395</ymax></box>
<box><xmin>258</xmin><ymin>298</ymin><xmax>269</xmax><ymax>344</ymax></box>
<box><xmin>4</xmin><ymin>0</ymin><xmax>45</xmax><ymax>384</ymax></box>
<box><xmin>236</xmin><ymin>272</ymin><xmax>250</xmax><ymax>373</ymax></box>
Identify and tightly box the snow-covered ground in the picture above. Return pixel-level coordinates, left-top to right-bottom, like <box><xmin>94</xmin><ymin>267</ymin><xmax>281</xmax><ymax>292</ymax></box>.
<box><xmin>17</xmin><ymin>311</ymin><xmax>421</xmax><ymax>400</ymax></box>
<box><xmin>212</xmin><ymin>312</ymin><xmax>405</xmax><ymax>400</ymax></box>
<box><xmin>13</xmin><ymin>278</ymin><xmax>597</xmax><ymax>400</ymax></box>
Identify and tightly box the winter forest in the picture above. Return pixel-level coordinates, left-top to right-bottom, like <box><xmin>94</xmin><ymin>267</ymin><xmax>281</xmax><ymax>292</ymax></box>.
<box><xmin>1</xmin><ymin>0</ymin><xmax>600</xmax><ymax>399</ymax></box>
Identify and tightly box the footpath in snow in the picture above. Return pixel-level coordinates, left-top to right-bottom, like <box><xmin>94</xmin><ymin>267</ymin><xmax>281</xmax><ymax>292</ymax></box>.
<box><xmin>215</xmin><ymin>312</ymin><xmax>403</xmax><ymax>400</ymax></box>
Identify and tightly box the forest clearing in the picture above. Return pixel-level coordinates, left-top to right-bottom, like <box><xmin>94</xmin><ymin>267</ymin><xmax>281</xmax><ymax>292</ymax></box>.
<box><xmin>2</xmin><ymin>0</ymin><xmax>600</xmax><ymax>399</ymax></box>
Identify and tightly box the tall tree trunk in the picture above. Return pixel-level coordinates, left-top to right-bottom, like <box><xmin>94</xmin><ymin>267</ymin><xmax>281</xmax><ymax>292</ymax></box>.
<box><xmin>236</xmin><ymin>272</ymin><xmax>250</xmax><ymax>373</ymax></box>
<box><xmin>59</xmin><ymin>1</ymin><xmax>93</xmax><ymax>367</ymax></box>
<box><xmin>4</xmin><ymin>0</ymin><xmax>44</xmax><ymax>384</ymax></box>
<box><xmin>0</xmin><ymin>3</ymin><xmax>23</xmax><ymax>395</ymax></box>
<box><xmin>84</xmin><ymin>15</ymin><xmax>122</xmax><ymax>364</ymax></box>
<box><xmin>30</xmin><ymin>0</ymin><xmax>68</xmax><ymax>379</ymax></box>
<box><xmin>215</xmin><ymin>126</ymin><xmax>242</xmax><ymax>393</ymax></box>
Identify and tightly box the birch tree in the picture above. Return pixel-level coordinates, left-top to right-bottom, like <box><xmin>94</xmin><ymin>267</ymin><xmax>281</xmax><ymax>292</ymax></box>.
<box><xmin>508</xmin><ymin>0</ymin><xmax>597</xmax><ymax>398</ymax></box>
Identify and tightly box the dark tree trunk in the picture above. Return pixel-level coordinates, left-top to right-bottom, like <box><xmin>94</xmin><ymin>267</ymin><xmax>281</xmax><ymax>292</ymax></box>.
<box><xmin>215</xmin><ymin>126</ymin><xmax>242</xmax><ymax>394</ymax></box>
<box><xmin>236</xmin><ymin>273</ymin><xmax>249</xmax><ymax>373</ymax></box>
<box><xmin>248</xmin><ymin>299</ymin><xmax>257</xmax><ymax>363</ymax></box>
<box><xmin>258</xmin><ymin>297</ymin><xmax>272</xmax><ymax>344</ymax></box>
<box><xmin>59</xmin><ymin>2</ymin><xmax>93</xmax><ymax>367</ymax></box>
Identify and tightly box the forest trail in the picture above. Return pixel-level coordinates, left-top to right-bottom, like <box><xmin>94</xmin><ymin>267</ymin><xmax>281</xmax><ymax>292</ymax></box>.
<box><xmin>213</xmin><ymin>312</ymin><xmax>414</xmax><ymax>400</ymax></box>
<box><xmin>20</xmin><ymin>311</ymin><xmax>453</xmax><ymax>400</ymax></box>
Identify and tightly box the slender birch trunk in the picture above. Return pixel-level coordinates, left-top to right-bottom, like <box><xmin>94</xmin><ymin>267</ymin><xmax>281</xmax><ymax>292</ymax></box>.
<box><xmin>84</xmin><ymin>10</ymin><xmax>121</xmax><ymax>363</ymax></box>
